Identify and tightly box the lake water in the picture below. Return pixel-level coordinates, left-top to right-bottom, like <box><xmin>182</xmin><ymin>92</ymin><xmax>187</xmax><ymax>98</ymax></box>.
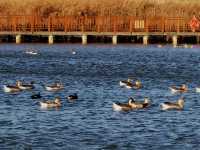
<box><xmin>0</xmin><ymin>44</ymin><xmax>200</xmax><ymax>149</ymax></box>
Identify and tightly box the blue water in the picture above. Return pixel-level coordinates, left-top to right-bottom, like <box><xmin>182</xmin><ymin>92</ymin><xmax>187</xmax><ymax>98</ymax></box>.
<box><xmin>0</xmin><ymin>44</ymin><xmax>200</xmax><ymax>149</ymax></box>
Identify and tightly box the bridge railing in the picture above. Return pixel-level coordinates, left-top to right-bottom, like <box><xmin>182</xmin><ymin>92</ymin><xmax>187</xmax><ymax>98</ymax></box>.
<box><xmin>0</xmin><ymin>16</ymin><xmax>197</xmax><ymax>33</ymax></box>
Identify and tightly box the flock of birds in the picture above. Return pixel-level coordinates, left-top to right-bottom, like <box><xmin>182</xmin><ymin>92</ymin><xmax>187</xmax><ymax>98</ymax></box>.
<box><xmin>3</xmin><ymin>47</ymin><xmax>196</xmax><ymax>111</ymax></box>
<box><xmin>3</xmin><ymin>80</ymin><xmax>78</xmax><ymax>108</ymax></box>
<box><xmin>2</xmin><ymin>48</ymin><xmax>79</xmax><ymax>109</ymax></box>
<box><xmin>3</xmin><ymin>78</ymin><xmax>192</xmax><ymax>111</ymax></box>
<box><xmin>113</xmin><ymin>78</ymin><xmax>188</xmax><ymax>111</ymax></box>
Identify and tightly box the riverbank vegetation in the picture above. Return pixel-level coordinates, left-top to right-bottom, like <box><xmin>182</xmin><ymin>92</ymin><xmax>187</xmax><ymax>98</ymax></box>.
<box><xmin>0</xmin><ymin>0</ymin><xmax>199</xmax><ymax>18</ymax></box>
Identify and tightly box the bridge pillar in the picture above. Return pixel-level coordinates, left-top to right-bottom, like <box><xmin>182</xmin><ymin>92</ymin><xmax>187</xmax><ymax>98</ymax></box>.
<box><xmin>172</xmin><ymin>35</ymin><xmax>178</xmax><ymax>47</ymax></box>
<box><xmin>82</xmin><ymin>35</ymin><xmax>87</xmax><ymax>45</ymax></box>
<box><xmin>112</xmin><ymin>35</ymin><xmax>117</xmax><ymax>45</ymax></box>
<box><xmin>16</xmin><ymin>35</ymin><xmax>21</xmax><ymax>44</ymax></box>
<box><xmin>143</xmin><ymin>35</ymin><xmax>148</xmax><ymax>45</ymax></box>
<box><xmin>48</xmin><ymin>35</ymin><xmax>54</xmax><ymax>44</ymax></box>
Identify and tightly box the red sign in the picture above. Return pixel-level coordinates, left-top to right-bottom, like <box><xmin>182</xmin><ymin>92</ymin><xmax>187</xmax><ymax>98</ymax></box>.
<box><xmin>189</xmin><ymin>15</ymin><xmax>200</xmax><ymax>32</ymax></box>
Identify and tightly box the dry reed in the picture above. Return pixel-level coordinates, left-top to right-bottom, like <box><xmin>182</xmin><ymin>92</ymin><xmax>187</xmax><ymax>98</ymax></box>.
<box><xmin>0</xmin><ymin>0</ymin><xmax>199</xmax><ymax>18</ymax></box>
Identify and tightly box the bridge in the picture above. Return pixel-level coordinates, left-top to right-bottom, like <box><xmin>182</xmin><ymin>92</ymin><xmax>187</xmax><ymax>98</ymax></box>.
<box><xmin>0</xmin><ymin>16</ymin><xmax>199</xmax><ymax>45</ymax></box>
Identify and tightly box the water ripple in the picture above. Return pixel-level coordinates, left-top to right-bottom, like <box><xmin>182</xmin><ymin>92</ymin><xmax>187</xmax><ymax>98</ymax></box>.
<box><xmin>0</xmin><ymin>44</ymin><xmax>200</xmax><ymax>149</ymax></box>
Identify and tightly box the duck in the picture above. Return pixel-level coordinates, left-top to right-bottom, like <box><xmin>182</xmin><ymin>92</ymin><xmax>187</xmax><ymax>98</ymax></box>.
<box><xmin>129</xmin><ymin>98</ymin><xmax>150</xmax><ymax>109</ymax></box>
<box><xmin>119</xmin><ymin>79</ymin><xmax>142</xmax><ymax>89</ymax></box>
<box><xmin>40</xmin><ymin>97</ymin><xmax>61</xmax><ymax>108</ymax></box>
<box><xmin>169</xmin><ymin>84</ymin><xmax>188</xmax><ymax>93</ymax></box>
<box><xmin>25</xmin><ymin>48</ymin><xmax>38</xmax><ymax>55</ymax></box>
<box><xmin>26</xmin><ymin>51</ymin><xmax>38</xmax><ymax>55</ymax></box>
<box><xmin>125</xmin><ymin>80</ymin><xmax>142</xmax><ymax>89</ymax></box>
<box><xmin>67</xmin><ymin>93</ymin><xmax>78</xmax><ymax>100</ymax></box>
<box><xmin>16</xmin><ymin>81</ymin><xmax>35</xmax><ymax>90</ymax></box>
<box><xmin>119</xmin><ymin>78</ymin><xmax>132</xmax><ymax>87</ymax></box>
<box><xmin>45</xmin><ymin>82</ymin><xmax>64</xmax><ymax>92</ymax></box>
<box><xmin>31</xmin><ymin>93</ymin><xmax>42</xmax><ymax>99</ymax></box>
<box><xmin>160</xmin><ymin>98</ymin><xmax>184</xmax><ymax>110</ymax></box>
<box><xmin>113</xmin><ymin>97</ymin><xmax>135</xmax><ymax>111</ymax></box>
<box><xmin>3</xmin><ymin>84</ymin><xmax>21</xmax><ymax>93</ymax></box>
<box><xmin>124</xmin><ymin>82</ymin><xmax>135</xmax><ymax>89</ymax></box>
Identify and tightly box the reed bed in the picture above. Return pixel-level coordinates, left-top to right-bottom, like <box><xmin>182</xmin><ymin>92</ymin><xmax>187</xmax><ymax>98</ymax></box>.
<box><xmin>0</xmin><ymin>0</ymin><xmax>199</xmax><ymax>18</ymax></box>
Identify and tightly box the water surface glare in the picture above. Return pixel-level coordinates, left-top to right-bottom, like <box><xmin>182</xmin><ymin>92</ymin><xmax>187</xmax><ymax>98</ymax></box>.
<box><xmin>0</xmin><ymin>44</ymin><xmax>200</xmax><ymax>149</ymax></box>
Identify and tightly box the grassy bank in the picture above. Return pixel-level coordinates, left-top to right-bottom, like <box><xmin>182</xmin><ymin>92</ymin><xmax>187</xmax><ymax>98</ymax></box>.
<box><xmin>0</xmin><ymin>0</ymin><xmax>199</xmax><ymax>18</ymax></box>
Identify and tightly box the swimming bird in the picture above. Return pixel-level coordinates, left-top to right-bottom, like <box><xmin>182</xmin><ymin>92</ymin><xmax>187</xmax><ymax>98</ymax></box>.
<box><xmin>16</xmin><ymin>81</ymin><xmax>35</xmax><ymax>90</ymax></box>
<box><xmin>119</xmin><ymin>79</ymin><xmax>142</xmax><ymax>89</ymax></box>
<box><xmin>3</xmin><ymin>84</ymin><xmax>21</xmax><ymax>93</ymax></box>
<box><xmin>119</xmin><ymin>78</ymin><xmax>132</xmax><ymax>87</ymax></box>
<box><xmin>125</xmin><ymin>80</ymin><xmax>142</xmax><ymax>89</ymax></box>
<box><xmin>129</xmin><ymin>98</ymin><xmax>150</xmax><ymax>109</ymax></box>
<box><xmin>169</xmin><ymin>84</ymin><xmax>188</xmax><ymax>93</ymax></box>
<box><xmin>160</xmin><ymin>98</ymin><xmax>184</xmax><ymax>110</ymax></box>
<box><xmin>45</xmin><ymin>82</ymin><xmax>64</xmax><ymax>92</ymax></box>
<box><xmin>25</xmin><ymin>48</ymin><xmax>38</xmax><ymax>55</ymax></box>
<box><xmin>25</xmin><ymin>51</ymin><xmax>38</xmax><ymax>55</ymax></box>
<box><xmin>40</xmin><ymin>97</ymin><xmax>61</xmax><ymax>108</ymax></box>
<box><xmin>31</xmin><ymin>93</ymin><xmax>42</xmax><ymax>99</ymax></box>
<box><xmin>113</xmin><ymin>97</ymin><xmax>135</xmax><ymax>111</ymax></box>
<box><xmin>67</xmin><ymin>93</ymin><xmax>78</xmax><ymax>100</ymax></box>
